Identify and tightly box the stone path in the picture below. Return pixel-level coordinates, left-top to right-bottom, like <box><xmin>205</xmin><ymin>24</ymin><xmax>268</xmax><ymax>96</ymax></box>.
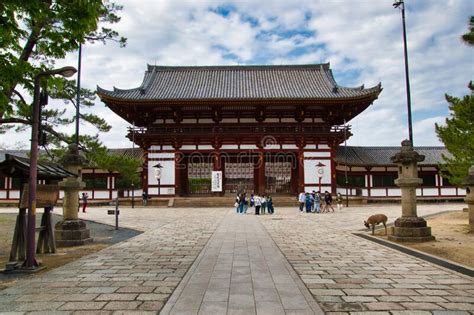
<box><xmin>0</xmin><ymin>209</ymin><xmax>225</xmax><ymax>314</ymax></box>
<box><xmin>0</xmin><ymin>203</ymin><xmax>473</xmax><ymax>314</ymax></box>
<box><xmin>260</xmin><ymin>207</ymin><xmax>474</xmax><ymax>314</ymax></box>
<box><xmin>161</xmin><ymin>212</ymin><xmax>323</xmax><ymax>315</ymax></box>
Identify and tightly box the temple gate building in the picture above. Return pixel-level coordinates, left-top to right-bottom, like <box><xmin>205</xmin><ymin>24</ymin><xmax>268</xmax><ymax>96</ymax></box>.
<box><xmin>97</xmin><ymin>64</ymin><xmax>382</xmax><ymax>197</ymax></box>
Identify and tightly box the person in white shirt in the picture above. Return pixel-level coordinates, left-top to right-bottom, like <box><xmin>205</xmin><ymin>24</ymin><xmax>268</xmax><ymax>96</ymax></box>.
<box><xmin>254</xmin><ymin>195</ymin><xmax>262</xmax><ymax>215</ymax></box>
<box><xmin>298</xmin><ymin>191</ymin><xmax>305</xmax><ymax>212</ymax></box>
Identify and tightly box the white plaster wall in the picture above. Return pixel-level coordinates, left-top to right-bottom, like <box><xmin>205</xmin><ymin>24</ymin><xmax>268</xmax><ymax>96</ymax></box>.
<box><xmin>10</xmin><ymin>191</ymin><xmax>20</xmax><ymax>199</ymax></box>
<box><xmin>421</xmin><ymin>188</ymin><xmax>438</xmax><ymax>196</ymax></box>
<box><xmin>304</xmin><ymin>160</ymin><xmax>331</xmax><ymax>185</ymax></box>
<box><xmin>148</xmin><ymin>187</ymin><xmax>175</xmax><ymax>195</ymax></box>
<box><xmin>282</xmin><ymin>145</ymin><xmax>297</xmax><ymax>149</ymax></box>
<box><xmin>199</xmin><ymin>119</ymin><xmax>213</xmax><ymax>123</ymax></box>
<box><xmin>304</xmin><ymin>185</ymin><xmax>331</xmax><ymax>193</ymax></box>
<box><xmin>0</xmin><ymin>191</ymin><xmax>6</xmax><ymax>198</ymax></box>
<box><xmin>304</xmin><ymin>145</ymin><xmax>317</xmax><ymax>149</ymax></box>
<box><xmin>304</xmin><ymin>152</ymin><xmax>331</xmax><ymax>158</ymax></box>
<box><xmin>148</xmin><ymin>160</ymin><xmax>175</xmax><ymax>185</ymax></box>
<box><xmin>162</xmin><ymin>146</ymin><xmax>174</xmax><ymax>151</ymax></box>
<box><xmin>149</xmin><ymin>153</ymin><xmax>175</xmax><ymax>159</ymax></box>
<box><xmin>198</xmin><ymin>145</ymin><xmax>213</xmax><ymax>150</ymax></box>
<box><xmin>182</xmin><ymin>119</ymin><xmax>197</xmax><ymax>123</ymax></box>
<box><xmin>241</xmin><ymin>145</ymin><xmax>257</xmax><ymax>150</ymax></box>
<box><xmin>222</xmin><ymin>145</ymin><xmax>238</xmax><ymax>150</ymax></box>
<box><xmin>94</xmin><ymin>191</ymin><xmax>109</xmax><ymax>199</ymax></box>
<box><xmin>221</xmin><ymin>118</ymin><xmax>239</xmax><ymax>123</ymax></box>
<box><xmin>318</xmin><ymin>144</ymin><xmax>330</xmax><ymax>149</ymax></box>
<box><xmin>181</xmin><ymin>145</ymin><xmax>197</xmax><ymax>151</ymax></box>
<box><xmin>370</xmin><ymin>189</ymin><xmax>387</xmax><ymax>197</ymax></box>
<box><xmin>440</xmin><ymin>188</ymin><xmax>458</xmax><ymax>196</ymax></box>
<box><xmin>150</xmin><ymin>145</ymin><xmax>161</xmax><ymax>151</ymax></box>
<box><xmin>387</xmin><ymin>188</ymin><xmax>402</xmax><ymax>197</ymax></box>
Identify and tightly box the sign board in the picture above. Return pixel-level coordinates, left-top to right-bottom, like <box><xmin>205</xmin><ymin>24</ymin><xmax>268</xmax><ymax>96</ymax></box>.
<box><xmin>19</xmin><ymin>184</ymin><xmax>59</xmax><ymax>208</ymax></box>
<box><xmin>108</xmin><ymin>210</ymin><xmax>120</xmax><ymax>215</ymax></box>
<box><xmin>211</xmin><ymin>171</ymin><xmax>223</xmax><ymax>192</ymax></box>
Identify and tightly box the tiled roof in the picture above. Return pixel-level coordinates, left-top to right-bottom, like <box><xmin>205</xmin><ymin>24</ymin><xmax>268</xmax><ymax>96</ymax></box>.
<box><xmin>0</xmin><ymin>154</ymin><xmax>75</xmax><ymax>179</ymax></box>
<box><xmin>335</xmin><ymin>146</ymin><xmax>450</xmax><ymax>166</ymax></box>
<box><xmin>97</xmin><ymin>64</ymin><xmax>382</xmax><ymax>101</ymax></box>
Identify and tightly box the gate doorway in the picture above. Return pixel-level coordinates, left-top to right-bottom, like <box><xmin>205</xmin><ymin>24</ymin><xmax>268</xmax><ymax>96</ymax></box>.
<box><xmin>225</xmin><ymin>162</ymin><xmax>254</xmax><ymax>194</ymax></box>
<box><xmin>188</xmin><ymin>162</ymin><xmax>211</xmax><ymax>194</ymax></box>
<box><xmin>265</xmin><ymin>161</ymin><xmax>292</xmax><ymax>194</ymax></box>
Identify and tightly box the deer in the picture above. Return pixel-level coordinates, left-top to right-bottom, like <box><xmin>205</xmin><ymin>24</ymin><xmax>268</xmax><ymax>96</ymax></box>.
<box><xmin>364</xmin><ymin>214</ymin><xmax>388</xmax><ymax>235</ymax></box>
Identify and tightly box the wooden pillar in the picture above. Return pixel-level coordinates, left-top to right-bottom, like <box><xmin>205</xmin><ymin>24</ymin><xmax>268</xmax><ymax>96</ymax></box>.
<box><xmin>175</xmin><ymin>150</ymin><xmax>182</xmax><ymax>196</ymax></box>
<box><xmin>330</xmin><ymin>145</ymin><xmax>337</xmax><ymax>194</ymax></box>
<box><xmin>290</xmin><ymin>154</ymin><xmax>298</xmax><ymax>194</ymax></box>
<box><xmin>182</xmin><ymin>156</ymin><xmax>189</xmax><ymax>196</ymax></box>
<box><xmin>257</xmin><ymin>148</ymin><xmax>265</xmax><ymax>195</ymax></box>
<box><xmin>297</xmin><ymin>147</ymin><xmax>305</xmax><ymax>193</ymax></box>
<box><xmin>142</xmin><ymin>145</ymin><xmax>149</xmax><ymax>193</ymax></box>
<box><xmin>366</xmin><ymin>167</ymin><xmax>372</xmax><ymax>197</ymax></box>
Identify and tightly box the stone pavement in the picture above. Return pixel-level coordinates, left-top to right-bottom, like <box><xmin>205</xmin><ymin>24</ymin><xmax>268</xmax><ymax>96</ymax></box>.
<box><xmin>0</xmin><ymin>203</ymin><xmax>473</xmax><ymax>314</ymax></box>
<box><xmin>161</xmin><ymin>212</ymin><xmax>323</xmax><ymax>314</ymax></box>
<box><xmin>0</xmin><ymin>208</ymin><xmax>226</xmax><ymax>314</ymax></box>
<box><xmin>259</xmin><ymin>205</ymin><xmax>474</xmax><ymax>314</ymax></box>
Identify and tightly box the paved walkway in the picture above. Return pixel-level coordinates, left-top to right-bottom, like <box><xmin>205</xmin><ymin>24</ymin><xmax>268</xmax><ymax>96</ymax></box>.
<box><xmin>161</xmin><ymin>212</ymin><xmax>322</xmax><ymax>315</ymax></box>
<box><xmin>0</xmin><ymin>203</ymin><xmax>473</xmax><ymax>314</ymax></box>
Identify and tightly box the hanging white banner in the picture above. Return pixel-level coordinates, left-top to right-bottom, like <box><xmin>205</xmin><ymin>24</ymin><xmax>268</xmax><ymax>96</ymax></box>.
<box><xmin>211</xmin><ymin>171</ymin><xmax>223</xmax><ymax>192</ymax></box>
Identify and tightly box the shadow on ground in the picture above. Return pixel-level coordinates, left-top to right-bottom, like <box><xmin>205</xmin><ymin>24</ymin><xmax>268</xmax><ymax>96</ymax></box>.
<box><xmin>0</xmin><ymin>213</ymin><xmax>142</xmax><ymax>291</ymax></box>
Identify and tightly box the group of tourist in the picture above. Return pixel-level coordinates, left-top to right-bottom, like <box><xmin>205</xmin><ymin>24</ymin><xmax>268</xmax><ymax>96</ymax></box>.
<box><xmin>235</xmin><ymin>193</ymin><xmax>274</xmax><ymax>215</ymax></box>
<box><xmin>298</xmin><ymin>191</ymin><xmax>343</xmax><ymax>213</ymax></box>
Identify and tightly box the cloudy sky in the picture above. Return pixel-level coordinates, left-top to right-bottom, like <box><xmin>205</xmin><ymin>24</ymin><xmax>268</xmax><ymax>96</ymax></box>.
<box><xmin>3</xmin><ymin>0</ymin><xmax>473</xmax><ymax>149</ymax></box>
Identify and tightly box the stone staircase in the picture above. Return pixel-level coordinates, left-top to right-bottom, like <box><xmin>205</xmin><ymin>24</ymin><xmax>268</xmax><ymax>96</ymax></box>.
<box><xmin>173</xmin><ymin>195</ymin><xmax>299</xmax><ymax>208</ymax></box>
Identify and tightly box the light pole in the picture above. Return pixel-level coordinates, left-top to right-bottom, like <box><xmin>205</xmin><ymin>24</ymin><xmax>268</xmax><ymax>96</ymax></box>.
<box><xmin>154</xmin><ymin>163</ymin><xmax>163</xmax><ymax>196</ymax></box>
<box><xmin>394</xmin><ymin>0</ymin><xmax>414</xmax><ymax>145</ymax></box>
<box><xmin>316</xmin><ymin>162</ymin><xmax>325</xmax><ymax>193</ymax></box>
<box><xmin>344</xmin><ymin>119</ymin><xmax>349</xmax><ymax>207</ymax></box>
<box><xmin>25</xmin><ymin>66</ymin><xmax>77</xmax><ymax>269</ymax></box>
<box><xmin>131</xmin><ymin>121</ymin><xmax>135</xmax><ymax>208</ymax></box>
<box><xmin>75</xmin><ymin>43</ymin><xmax>82</xmax><ymax>146</ymax></box>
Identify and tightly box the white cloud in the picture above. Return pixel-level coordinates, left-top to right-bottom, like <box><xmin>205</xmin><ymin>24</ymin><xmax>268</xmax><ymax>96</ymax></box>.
<box><xmin>3</xmin><ymin>0</ymin><xmax>471</xmax><ymax>150</ymax></box>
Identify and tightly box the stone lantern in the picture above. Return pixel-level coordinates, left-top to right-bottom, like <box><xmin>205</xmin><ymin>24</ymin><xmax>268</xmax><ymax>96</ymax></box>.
<box><xmin>55</xmin><ymin>144</ymin><xmax>92</xmax><ymax>246</ymax></box>
<box><xmin>388</xmin><ymin>140</ymin><xmax>435</xmax><ymax>242</ymax></box>
<box><xmin>463</xmin><ymin>165</ymin><xmax>474</xmax><ymax>232</ymax></box>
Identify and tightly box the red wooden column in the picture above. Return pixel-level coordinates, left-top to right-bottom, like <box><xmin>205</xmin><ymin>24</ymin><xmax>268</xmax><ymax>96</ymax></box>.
<box><xmin>182</xmin><ymin>156</ymin><xmax>189</xmax><ymax>196</ymax></box>
<box><xmin>330</xmin><ymin>145</ymin><xmax>337</xmax><ymax>194</ymax></box>
<box><xmin>141</xmin><ymin>145</ymin><xmax>149</xmax><ymax>193</ymax></box>
<box><xmin>256</xmin><ymin>148</ymin><xmax>266</xmax><ymax>195</ymax></box>
<box><xmin>297</xmin><ymin>145</ymin><xmax>305</xmax><ymax>193</ymax></box>
<box><xmin>174</xmin><ymin>141</ymin><xmax>183</xmax><ymax>196</ymax></box>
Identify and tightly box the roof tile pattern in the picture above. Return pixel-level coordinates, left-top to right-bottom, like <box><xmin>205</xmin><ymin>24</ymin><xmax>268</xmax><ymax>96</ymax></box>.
<box><xmin>97</xmin><ymin>64</ymin><xmax>381</xmax><ymax>101</ymax></box>
<box><xmin>335</xmin><ymin>146</ymin><xmax>450</xmax><ymax>166</ymax></box>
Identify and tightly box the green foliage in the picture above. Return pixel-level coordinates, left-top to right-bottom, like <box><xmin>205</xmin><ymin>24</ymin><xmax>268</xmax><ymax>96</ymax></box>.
<box><xmin>462</xmin><ymin>16</ymin><xmax>474</xmax><ymax>46</ymax></box>
<box><xmin>0</xmin><ymin>0</ymin><xmax>130</xmax><ymax>174</ymax></box>
<box><xmin>0</xmin><ymin>0</ymin><xmax>125</xmax><ymax>136</ymax></box>
<box><xmin>86</xmin><ymin>144</ymin><xmax>142</xmax><ymax>188</ymax></box>
<box><xmin>435</xmin><ymin>93</ymin><xmax>474</xmax><ymax>186</ymax></box>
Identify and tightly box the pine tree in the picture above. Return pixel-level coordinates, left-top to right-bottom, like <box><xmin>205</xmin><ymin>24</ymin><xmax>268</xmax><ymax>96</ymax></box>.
<box><xmin>435</xmin><ymin>17</ymin><xmax>474</xmax><ymax>186</ymax></box>
<box><xmin>435</xmin><ymin>92</ymin><xmax>474</xmax><ymax>185</ymax></box>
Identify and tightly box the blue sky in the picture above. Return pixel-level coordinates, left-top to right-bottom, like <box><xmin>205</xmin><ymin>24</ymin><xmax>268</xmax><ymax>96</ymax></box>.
<box><xmin>2</xmin><ymin>0</ymin><xmax>472</xmax><ymax>149</ymax></box>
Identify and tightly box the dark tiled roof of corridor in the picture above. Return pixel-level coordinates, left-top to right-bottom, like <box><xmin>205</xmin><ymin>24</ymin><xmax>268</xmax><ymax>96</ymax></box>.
<box><xmin>335</xmin><ymin>146</ymin><xmax>449</xmax><ymax>166</ymax></box>
<box><xmin>0</xmin><ymin>154</ymin><xmax>75</xmax><ymax>179</ymax></box>
<box><xmin>97</xmin><ymin>64</ymin><xmax>382</xmax><ymax>101</ymax></box>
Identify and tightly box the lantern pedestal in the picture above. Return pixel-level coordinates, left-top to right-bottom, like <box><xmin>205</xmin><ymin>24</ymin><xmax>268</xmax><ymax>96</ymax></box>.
<box><xmin>388</xmin><ymin>140</ymin><xmax>434</xmax><ymax>242</ymax></box>
<box><xmin>55</xmin><ymin>145</ymin><xmax>92</xmax><ymax>247</ymax></box>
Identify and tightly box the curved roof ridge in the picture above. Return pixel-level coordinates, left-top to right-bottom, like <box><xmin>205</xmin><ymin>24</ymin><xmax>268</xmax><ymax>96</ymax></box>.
<box><xmin>146</xmin><ymin>63</ymin><xmax>331</xmax><ymax>71</ymax></box>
